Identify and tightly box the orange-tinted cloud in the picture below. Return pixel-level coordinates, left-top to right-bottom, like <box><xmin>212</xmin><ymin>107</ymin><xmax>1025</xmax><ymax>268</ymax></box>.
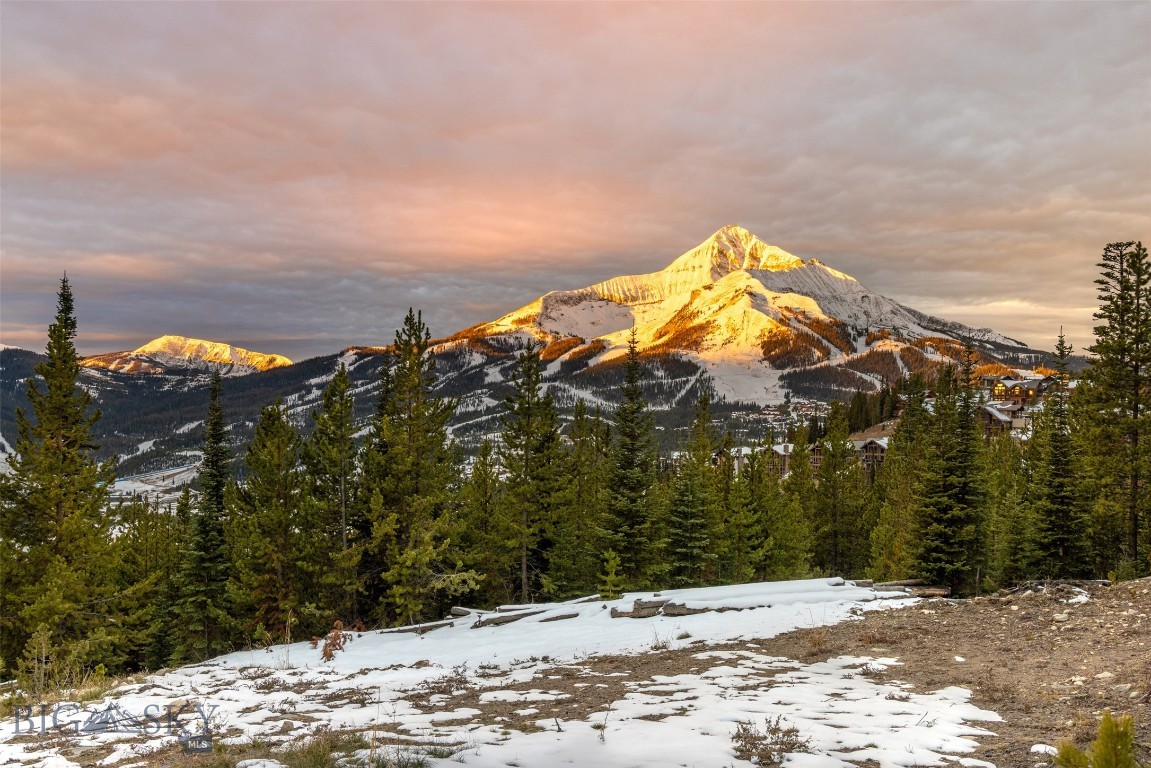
<box><xmin>1</xmin><ymin>2</ymin><xmax>1148</xmax><ymax>358</ymax></box>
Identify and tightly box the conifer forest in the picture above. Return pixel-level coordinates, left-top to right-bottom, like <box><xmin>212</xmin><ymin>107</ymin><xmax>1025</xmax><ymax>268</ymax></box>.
<box><xmin>1</xmin><ymin>241</ymin><xmax>1149</xmax><ymax>681</ymax></box>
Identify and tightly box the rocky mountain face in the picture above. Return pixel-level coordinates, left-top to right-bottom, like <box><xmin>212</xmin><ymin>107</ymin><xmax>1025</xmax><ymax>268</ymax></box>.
<box><xmin>79</xmin><ymin>335</ymin><xmax>292</xmax><ymax>376</ymax></box>
<box><xmin>2</xmin><ymin>226</ymin><xmax>1049</xmax><ymax>475</ymax></box>
<box><xmin>426</xmin><ymin>224</ymin><xmax>1035</xmax><ymax>406</ymax></box>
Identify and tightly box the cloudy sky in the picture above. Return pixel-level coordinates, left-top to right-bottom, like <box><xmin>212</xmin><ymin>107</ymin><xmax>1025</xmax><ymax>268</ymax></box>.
<box><xmin>2</xmin><ymin>2</ymin><xmax>1148</xmax><ymax>361</ymax></box>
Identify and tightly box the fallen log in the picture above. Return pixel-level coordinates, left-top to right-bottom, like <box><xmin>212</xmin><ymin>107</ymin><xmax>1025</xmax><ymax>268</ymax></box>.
<box><xmin>662</xmin><ymin>603</ymin><xmax>711</xmax><ymax>617</ymax></box>
<box><xmin>384</xmin><ymin>620</ymin><xmax>455</xmax><ymax>635</ymax></box>
<box><xmin>539</xmin><ymin>612</ymin><xmax>580</xmax><ymax>623</ymax></box>
<box><xmin>473</xmin><ymin>609</ymin><xmax>547</xmax><ymax>628</ymax></box>
<box><xmin>610</xmin><ymin>605</ymin><xmax>662</xmax><ymax>619</ymax></box>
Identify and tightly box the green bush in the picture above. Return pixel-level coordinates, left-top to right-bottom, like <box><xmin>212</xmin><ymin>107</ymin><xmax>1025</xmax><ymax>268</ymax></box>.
<box><xmin>1055</xmin><ymin>711</ymin><xmax>1140</xmax><ymax>768</ymax></box>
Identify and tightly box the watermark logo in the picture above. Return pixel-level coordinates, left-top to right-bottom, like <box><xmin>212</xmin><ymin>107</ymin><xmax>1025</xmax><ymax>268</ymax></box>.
<box><xmin>14</xmin><ymin>700</ymin><xmax>218</xmax><ymax>744</ymax></box>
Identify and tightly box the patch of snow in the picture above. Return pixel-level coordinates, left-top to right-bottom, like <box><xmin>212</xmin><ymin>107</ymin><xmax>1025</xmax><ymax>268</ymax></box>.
<box><xmin>0</xmin><ymin>577</ymin><xmax>1006</xmax><ymax>768</ymax></box>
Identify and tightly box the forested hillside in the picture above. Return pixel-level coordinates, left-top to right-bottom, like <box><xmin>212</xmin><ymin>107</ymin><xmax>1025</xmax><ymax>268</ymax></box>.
<box><xmin>0</xmin><ymin>242</ymin><xmax>1148</xmax><ymax>684</ymax></box>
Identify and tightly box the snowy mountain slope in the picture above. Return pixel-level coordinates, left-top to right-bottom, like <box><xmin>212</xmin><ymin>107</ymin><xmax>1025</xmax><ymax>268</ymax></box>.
<box><xmin>79</xmin><ymin>335</ymin><xmax>292</xmax><ymax>376</ymax></box>
<box><xmin>0</xmin><ymin>578</ymin><xmax>1003</xmax><ymax>768</ymax></box>
<box><xmin>449</xmin><ymin>225</ymin><xmax>1032</xmax><ymax>407</ymax></box>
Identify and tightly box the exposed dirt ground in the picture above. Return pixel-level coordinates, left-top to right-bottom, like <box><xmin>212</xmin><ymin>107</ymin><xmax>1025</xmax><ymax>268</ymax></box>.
<box><xmin>412</xmin><ymin>578</ymin><xmax>1151</xmax><ymax>767</ymax></box>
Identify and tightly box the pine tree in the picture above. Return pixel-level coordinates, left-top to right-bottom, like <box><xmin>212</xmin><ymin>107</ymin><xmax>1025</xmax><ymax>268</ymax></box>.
<box><xmin>498</xmin><ymin>346</ymin><xmax>570</xmax><ymax>603</ymax></box>
<box><xmin>144</xmin><ymin>488</ymin><xmax>193</xmax><ymax>669</ymax></box>
<box><xmin>984</xmin><ymin>431</ymin><xmax>1038</xmax><ymax>586</ymax></box>
<box><xmin>0</xmin><ymin>276</ymin><xmax>118</xmax><ymax>671</ymax></box>
<box><xmin>745</xmin><ymin>447</ymin><xmax>810</xmax><ymax>581</ymax></box>
<box><xmin>1054</xmin><ymin>710</ymin><xmax>1139</xmax><ymax>768</ymax></box>
<box><xmin>546</xmin><ymin>401</ymin><xmax>610</xmax><ymax>598</ymax></box>
<box><xmin>1083</xmin><ymin>241</ymin><xmax>1151</xmax><ymax>573</ymax></box>
<box><xmin>457</xmin><ymin>441</ymin><xmax>515</xmax><ymax>606</ymax></box>
<box><xmin>782</xmin><ymin>424</ymin><xmax>818</xmax><ymax>563</ymax></box>
<box><xmin>1031</xmin><ymin>333</ymin><xmax>1091</xmax><ymax>578</ymax></box>
<box><xmin>602</xmin><ymin>329</ymin><xmax>658</xmax><ymax>589</ymax></box>
<box><xmin>357</xmin><ymin>310</ymin><xmax>475</xmax><ymax>625</ymax></box>
<box><xmin>666</xmin><ymin>393</ymin><xmax>718</xmax><ymax>588</ymax></box>
<box><xmin>170</xmin><ymin>372</ymin><xmax>234</xmax><ymax>663</ymax></box>
<box><xmin>916</xmin><ymin>353</ymin><xmax>987</xmax><ymax>595</ymax></box>
<box><xmin>813</xmin><ymin>402</ymin><xmax>868</xmax><ymax>576</ymax></box>
<box><xmin>302</xmin><ymin>363</ymin><xmax>360</xmax><ymax>621</ymax></box>
<box><xmin>110</xmin><ymin>496</ymin><xmax>185</xmax><ymax>671</ymax></box>
<box><xmin>229</xmin><ymin>400</ymin><xmax>323</xmax><ymax>641</ymax></box>
<box><xmin>598</xmin><ymin>549</ymin><xmax>623</xmax><ymax>600</ymax></box>
<box><xmin>870</xmin><ymin>376</ymin><xmax>929</xmax><ymax>582</ymax></box>
<box><xmin>719</xmin><ymin>457</ymin><xmax>764</xmax><ymax>585</ymax></box>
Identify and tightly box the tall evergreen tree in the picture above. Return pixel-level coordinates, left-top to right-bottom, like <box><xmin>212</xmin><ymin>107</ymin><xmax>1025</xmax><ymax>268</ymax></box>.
<box><xmin>143</xmin><ymin>488</ymin><xmax>193</xmax><ymax>669</ymax></box>
<box><xmin>457</xmin><ymin>441</ymin><xmax>515</xmax><ymax>606</ymax></box>
<box><xmin>1030</xmin><ymin>333</ymin><xmax>1090</xmax><ymax>578</ymax></box>
<box><xmin>870</xmin><ymin>376</ymin><xmax>930</xmax><ymax>582</ymax></box>
<box><xmin>0</xmin><ymin>276</ymin><xmax>117</xmax><ymax>671</ymax></box>
<box><xmin>602</xmin><ymin>329</ymin><xmax>658</xmax><ymax>589</ymax></box>
<box><xmin>498</xmin><ymin>346</ymin><xmax>570</xmax><ymax>603</ymax></box>
<box><xmin>812</xmin><ymin>402</ymin><xmax>869</xmax><ymax>576</ymax></box>
<box><xmin>1083</xmin><ymin>241</ymin><xmax>1151</xmax><ymax>573</ymax></box>
<box><xmin>229</xmin><ymin>400</ymin><xmax>324</xmax><ymax>641</ymax></box>
<box><xmin>782</xmin><ymin>424</ymin><xmax>818</xmax><ymax>558</ymax></box>
<box><xmin>983</xmin><ymin>431</ymin><xmax>1037</xmax><ymax>586</ymax></box>
<box><xmin>916</xmin><ymin>352</ymin><xmax>987</xmax><ymax>595</ymax></box>
<box><xmin>745</xmin><ymin>447</ymin><xmax>809</xmax><ymax>581</ymax></box>
<box><xmin>547</xmin><ymin>401</ymin><xmax>610</xmax><ymax>598</ymax></box>
<box><xmin>111</xmin><ymin>496</ymin><xmax>183</xmax><ymax>670</ymax></box>
<box><xmin>666</xmin><ymin>393</ymin><xmax>718</xmax><ymax>588</ymax></box>
<box><xmin>170</xmin><ymin>372</ymin><xmax>234</xmax><ymax>663</ymax></box>
<box><xmin>302</xmin><ymin>363</ymin><xmax>360</xmax><ymax>621</ymax></box>
<box><xmin>717</xmin><ymin>451</ymin><xmax>765</xmax><ymax>585</ymax></box>
<box><xmin>357</xmin><ymin>310</ymin><xmax>475</xmax><ymax>625</ymax></box>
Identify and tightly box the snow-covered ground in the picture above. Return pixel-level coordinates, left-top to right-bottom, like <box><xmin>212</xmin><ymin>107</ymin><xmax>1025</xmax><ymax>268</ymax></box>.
<box><xmin>0</xmin><ymin>578</ymin><xmax>1002</xmax><ymax>768</ymax></box>
<box><xmin>109</xmin><ymin>463</ymin><xmax>199</xmax><ymax>505</ymax></box>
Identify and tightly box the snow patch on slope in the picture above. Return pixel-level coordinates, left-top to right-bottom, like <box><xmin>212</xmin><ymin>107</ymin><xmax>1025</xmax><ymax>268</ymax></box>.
<box><xmin>0</xmin><ymin>578</ymin><xmax>1002</xmax><ymax>768</ymax></box>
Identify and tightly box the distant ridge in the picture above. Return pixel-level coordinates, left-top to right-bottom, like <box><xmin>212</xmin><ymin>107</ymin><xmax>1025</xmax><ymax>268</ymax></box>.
<box><xmin>80</xmin><ymin>334</ymin><xmax>292</xmax><ymax>376</ymax></box>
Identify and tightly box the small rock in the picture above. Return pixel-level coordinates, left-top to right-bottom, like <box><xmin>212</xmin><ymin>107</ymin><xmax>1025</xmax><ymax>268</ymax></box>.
<box><xmin>1053</xmin><ymin>613</ymin><xmax>1069</xmax><ymax>622</ymax></box>
<box><xmin>1095</xmin><ymin>671</ymin><xmax>1115</xmax><ymax>680</ymax></box>
<box><xmin>1131</xmin><ymin>690</ymin><xmax>1144</xmax><ymax>699</ymax></box>
<box><xmin>1114</xmin><ymin>683</ymin><xmax>1133</xmax><ymax>693</ymax></box>
<box><xmin>1010</xmin><ymin>605</ymin><xmax>1020</xmax><ymax>611</ymax></box>
<box><xmin>954</xmin><ymin>656</ymin><xmax>966</xmax><ymax>662</ymax></box>
<box><xmin>1031</xmin><ymin>744</ymin><xmax>1058</xmax><ymax>756</ymax></box>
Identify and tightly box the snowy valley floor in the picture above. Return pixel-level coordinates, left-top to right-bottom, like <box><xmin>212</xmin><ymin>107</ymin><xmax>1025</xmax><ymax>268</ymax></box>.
<box><xmin>2</xmin><ymin>577</ymin><xmax>1148</xmax><ymax>768</ymax></box>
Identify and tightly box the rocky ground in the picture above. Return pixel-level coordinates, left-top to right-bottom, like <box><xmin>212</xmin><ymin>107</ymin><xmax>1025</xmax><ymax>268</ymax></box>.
<box><xmin>766</xmin><ymin>578</ymin><xmax>1151</xmax><ymax>766</ymax></box>
<box><xmin>405</xmin><ymin>578</ymin><xmax>1150</xmax><ymax>767</ymax></box>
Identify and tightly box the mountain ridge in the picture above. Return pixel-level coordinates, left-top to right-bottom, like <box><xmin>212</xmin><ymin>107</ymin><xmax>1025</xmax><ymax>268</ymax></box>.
<box><xmin>440</xmin><ymin>225</ymin><xmax>1028</xmax><ymax>405</ymax></box>
<box><xmin>79</xmin><ymin>334</ymin><xmax>292</xmax><ymax>376</ymax></box>
<box><xmin>2</xmin><ymin>225</ymin><xmax>1055</xmax><ymax>475</ymax></box>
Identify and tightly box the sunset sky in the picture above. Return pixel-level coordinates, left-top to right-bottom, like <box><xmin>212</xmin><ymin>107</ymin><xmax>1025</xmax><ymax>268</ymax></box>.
<box><xmin>2</xmin><ymin>2</ymin><xmax>1148</xmax><ymax>361</ymax></box>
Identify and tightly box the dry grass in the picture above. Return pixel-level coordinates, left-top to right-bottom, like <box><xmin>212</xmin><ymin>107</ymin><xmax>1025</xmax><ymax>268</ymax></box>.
<box><xmin>732</xmin><ymin>715</ymin><xmax>812</xmax><ymax>767</ymax></box>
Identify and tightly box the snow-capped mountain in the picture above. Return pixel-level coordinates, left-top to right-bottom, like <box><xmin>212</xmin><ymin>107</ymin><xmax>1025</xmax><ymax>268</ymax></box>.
<box><xmin>79</xmin><ymin>335</ymin><xmax>292</xmax><ymax>376</ymax></box>
<box><xmin>3</xmin><ymin>226</ymin><xmax>1050</xmax><ymax>474</ymax></box>
<box><xmin>434</xmin><ymin>225</ymin><xmax>1029</xmax><ymax>405</ymax></box>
